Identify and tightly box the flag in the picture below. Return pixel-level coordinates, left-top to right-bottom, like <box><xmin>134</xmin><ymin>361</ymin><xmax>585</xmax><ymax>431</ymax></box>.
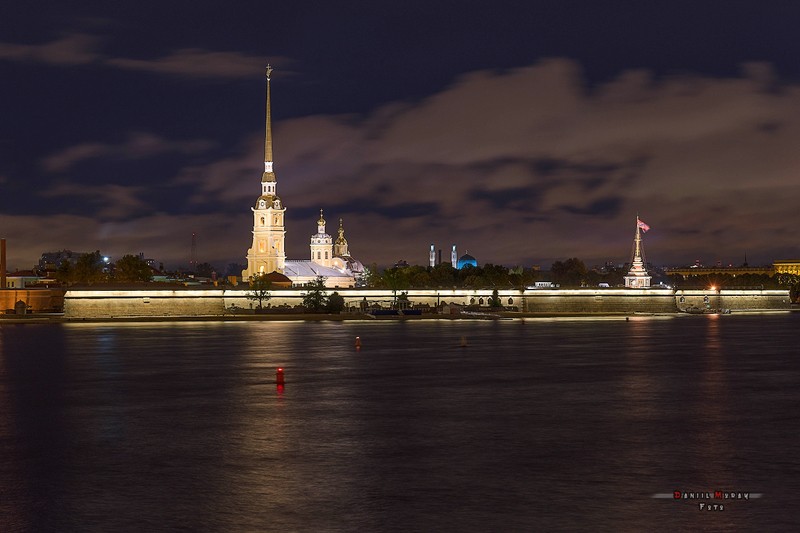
<box><xmin>637</xmin><ymin>218</ymin><xmax>650</xmax><ymax>232</ymax></box>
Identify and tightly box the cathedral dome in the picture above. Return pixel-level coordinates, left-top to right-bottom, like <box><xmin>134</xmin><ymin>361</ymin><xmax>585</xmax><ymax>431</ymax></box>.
<box><xmin>457</xmin><ymin>253</ymin><xmax>477</xmax><ymax>269</ymax></box>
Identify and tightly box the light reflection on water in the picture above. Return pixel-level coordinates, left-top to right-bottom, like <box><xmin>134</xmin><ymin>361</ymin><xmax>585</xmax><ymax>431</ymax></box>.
<box><xmin>1</xmin><ymin>315</ymin><xmax>799</xmax><ymax>531</ymax></box>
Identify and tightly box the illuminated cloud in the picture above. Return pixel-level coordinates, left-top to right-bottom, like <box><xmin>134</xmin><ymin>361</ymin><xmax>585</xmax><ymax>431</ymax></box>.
<box><xmin>41</xmin><ymin>184</ymin><xmax>148</xmax><ymax>220</ymax></box>
<box><xmin>42</xmin><ymin>132</ymin><xmax>214</xmax><ymax>173</ymax></box>
<box><xmin>105</xmin><ymin>49</ymin><xmax>288</xmax><ymax>79</ymax></box>
<box><xmin>0</xmin><ymin>212</ymin><xmax>251</xmax><ymax>272</ymax></box>
<box><xmin>0</xmin><ymin>33</ymin><xmax>101</xmax><ymax>65</ymax></box>
<box><xmin>191</xmin><ymin>58</ymin><xmax>799</xmax><ymax>267</ymax></box>
<box><xmin>5</xmin><ymin>58</ymin><xmax>800</xmax><ymax>268</ymax></box>
<box><xmin>0</xmin><ymin>33</ymin><xmax>289</xmax><ymax>79</ymax></box>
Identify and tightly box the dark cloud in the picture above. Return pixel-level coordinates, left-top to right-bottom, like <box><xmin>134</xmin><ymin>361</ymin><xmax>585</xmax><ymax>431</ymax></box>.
<box><xmin>105</xmin><ymin>49</ymin><xmax>291</xmax><ymax>79</ymax></box>
<box><xmin>0</xmin><ymin>33</ymin><xmax>290</xmax><ymax>80</ymax></box>
<box><xmin>0</xmin><ymin>33</ymin><xmax>101</xmax><ymax>65</ymax></box>
<box><xmin>4</xmin><ymin>56</ymin><xmax>800</xmax><ymax>268</ymax></box>
<box><xmin>42</xmin><ymin>132</ymin><xmax>214</xmax><ymax>173</ymax></box>
<box><xmin>559</xmin><ymin>196</ymin><xmax>624</xmax><ymax>218</ymax></box>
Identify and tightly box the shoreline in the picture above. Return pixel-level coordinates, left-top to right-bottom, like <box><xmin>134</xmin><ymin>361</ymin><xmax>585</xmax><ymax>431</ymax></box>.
<box><xmin>1</xmin><ymin>308</ymin><xmax>796</xmax><ymax>324</ymax></box>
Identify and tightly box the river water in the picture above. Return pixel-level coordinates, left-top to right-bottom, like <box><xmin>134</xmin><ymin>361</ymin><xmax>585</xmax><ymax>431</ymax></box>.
<box><xmin>1</xmin><ymin>313</ymin><xmax>798</xmax><ymax>532</ymax></box>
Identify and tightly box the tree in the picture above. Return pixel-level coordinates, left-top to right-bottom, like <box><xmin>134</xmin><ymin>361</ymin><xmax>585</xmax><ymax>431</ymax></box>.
<box><xmin>195</xmin><ymin>262</ymin><xmax>216</xmax><ymax>278</ymax></box>
<box><xmin>550</xmin><ymin>258</ymin><xmax>587</xmax><ymax>287</ymax></box>
<box><xmin>327</xmin><ymin>291</ymin><xmax>345</xmax><ymax>314</ymax></box>
<box><xmin>246</xmin><ymin>273</ymin><xmax>272</xmax><ymax>309</ymax></box>
<box><xmin>488</xmin><ymin>288</ymin><xmax>502</xmax><ymax>308</ymax></box>
<box><xmin>54</xmin><ymin>259</ymin><xmax>73</xmax><ymax>284</ymax></box>
<box><xmin>382</xmin><ymin>267</ymin><xmax>409</xmax><ymax>302</ymax></box>
<box><xmin>73</xmin><ymin>251</ymin><xmax>106</xmax><ymax>285</ymax></box>
<box><xmin>225</xmin><ymin>263</ymin><xmax>246</xmax><ymax>277</ymax></box>
<box><xmin>362</xmin><ymin>263</ymin><xmax>382</xmax><ymax>288</ymax></box>
<box><xmin>429</xmin><ymin>263</ymin><xmax>457</xmax><ymax>288</ymax></box>
<box><xmin>482</xmin><ymin>264</ymin><xmax>511</xmax><ymax>287</ymax></box>
<box><xmin>302</xmin><ymin>276</ymin><xmax>328</xmax><ymax>312</ymax></box>
<box><xmin>114</xmin><ymin>254</ymin><xmax>153</xmax><ymax>283</ymax></box>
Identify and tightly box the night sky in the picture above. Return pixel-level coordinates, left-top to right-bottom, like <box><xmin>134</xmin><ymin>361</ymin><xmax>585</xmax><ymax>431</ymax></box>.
<box><xmin>2</xmin><ymin>1</ymin><xmax>799</xmax><ymax>271</ymax></box>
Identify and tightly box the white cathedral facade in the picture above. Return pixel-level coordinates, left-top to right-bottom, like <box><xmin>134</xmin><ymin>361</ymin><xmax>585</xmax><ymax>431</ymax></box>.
<box><xmin>242</xmin><ymin>67</ymin><xmax>363</xmax><ymax>288</ymax></box>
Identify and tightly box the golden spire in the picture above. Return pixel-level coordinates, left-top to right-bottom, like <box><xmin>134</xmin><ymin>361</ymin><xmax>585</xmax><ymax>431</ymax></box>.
<box><xmin>318</xmin><ymin>208</ymin><xmax>325</xmax><ymax>226</ymax></box>
<box><xmin>262</xmin><ymin>64</ymin><xmax>276</xmax><ymax>182</ymax></box>
<box><xmin>336</xmin><ymin>218</ymin><xmax>347</xmax><ymax>244</ymax></box>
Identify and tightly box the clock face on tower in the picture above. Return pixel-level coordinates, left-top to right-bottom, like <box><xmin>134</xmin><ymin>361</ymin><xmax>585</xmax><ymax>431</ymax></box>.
<box><xmin>260</xmin><ymin>200</ymin><xmax>266</xmax><ymax>208</ymax></box>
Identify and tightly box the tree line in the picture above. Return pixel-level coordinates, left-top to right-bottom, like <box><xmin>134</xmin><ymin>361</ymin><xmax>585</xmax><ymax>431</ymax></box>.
<box><xmin>54</xmin><ymin>251</ymin><xmax>152</xmax><ymax>285</ymax></box>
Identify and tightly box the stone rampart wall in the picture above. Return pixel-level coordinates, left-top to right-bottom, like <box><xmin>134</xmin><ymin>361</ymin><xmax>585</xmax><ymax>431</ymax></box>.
<box><xmin>64</xmin><ymin>290</ymin><xmax>225</xmax><ymax>318</ymax></box>
<box><xmin>1</xmin><ymin>289</ymin><xmax>64</xmax><ymax>314</ymax></box>
<box><xmin>62</xmin><ymin>288</ymin><xmax>679</xmax><ymax>317</ymax></box>
<box><xmin>62</xmin><ymin>288</ymin><xmax>791</xmax><ymax>318</ymax></box>
<box><xmin>675</xmin><ymin>289</ymin><xmax>792</xmax><ymax>311</ymax></box>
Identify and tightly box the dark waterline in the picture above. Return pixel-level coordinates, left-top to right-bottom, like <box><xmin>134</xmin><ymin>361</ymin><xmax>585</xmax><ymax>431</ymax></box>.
<box><xmin>1</xmin><ymin>314</ymin><xmax>798</xmax><ymax>532</ymax></box>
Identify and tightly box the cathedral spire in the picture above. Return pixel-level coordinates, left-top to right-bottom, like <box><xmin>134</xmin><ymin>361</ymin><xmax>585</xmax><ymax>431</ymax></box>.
<box><xmin>624</xmin><ymin>216</ymin><xmax>652</xmax><ymax>288</ymax></box>
<box><xmin>318</xmin><ymin>209</ymin><xmax>326</xmax><ymax>233</ymax></box>
<box><xmin>335</xmin><ymin>218</ymin><xmax>349</xmax><ymax>257</ymax></box>
<box><xmin>262</xmin><ymin>64</ymin><xmax>276</xmax><ymax>183</ymax></box>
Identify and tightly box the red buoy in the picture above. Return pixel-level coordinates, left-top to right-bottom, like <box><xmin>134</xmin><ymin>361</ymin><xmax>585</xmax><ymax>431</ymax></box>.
<box><xmin>355</xmin><ymin>336</ymin><xmax>362</xmax><ymax>350</ymax></box>
<box><xmin>276</xmin><ymin>367</ymin><xmax>285</xmax><ymax>385</ymax></box>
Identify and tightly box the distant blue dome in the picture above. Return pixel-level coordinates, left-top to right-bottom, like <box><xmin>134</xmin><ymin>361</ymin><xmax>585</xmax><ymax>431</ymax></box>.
<box><xmin>457</xmin><ymin>253</ymin><xmax>477</xmax><ymax>270</ymax></box>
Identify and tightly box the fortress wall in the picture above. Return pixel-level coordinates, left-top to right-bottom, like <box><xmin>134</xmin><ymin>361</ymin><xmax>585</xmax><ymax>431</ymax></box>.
<box><xmin>520</xmin><ymin>289</ymin><xmax>678</xmax><ymax>314</ymax></box>
<box><xmin>223</xmin><ymin>289</ymin><xmax>527</xmax><ymax>310</ymax></box>
<box><xmin>675</xmin><ymin>290</ymin><xmax>792</xmax><ymax>311</ymax></box>
<box><xmin>65</xmin><ymin>288</ymin><xmax>681</xmax><ymax>317</ymax></box>
<box><xmin>1</xmin><ymin>289</ymin><xmax>64</xmax><ymax>314</ymax></box>
<box><xmin>64</xmin><ymin>290</ymin><xmax>226</xmax><ymax>318</ymax></box>
<box><xmin>62</xmin><ymin>288</ymin><xmax>791</xmax><ymax>318</ymax></box>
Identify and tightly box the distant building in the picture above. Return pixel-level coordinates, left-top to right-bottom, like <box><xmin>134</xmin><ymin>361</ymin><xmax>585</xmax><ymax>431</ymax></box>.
<box><xmin>773</xmin><ymin>260</ymin><xmax>800</xmax><ymax>276</ymax></box>
<box><xmin>5</xmin><ymin>271</ymin><xmax>44</xmax><ymax>289</ymax></box>
<box><xmin>241</xmin><ymin>67</ymin><xmax>362</xmax><ymax>288</ymax></box>
<box><xmin>624</xmin><ymin>217</ymin><xmax>651</xmax><ymax>288</ymax></box>
<box><xmin>283</xmin><ymin>212</ymin><xmax>363</xmax><ymax>287</ymax></box>
<box><xmin>456</xmin><ymin>253</ymin><xmax>478</xmax><ymax>270</ymax></box>
<box><xmin>38</xmin><ymin>250</ymin><xmax>87</xmax><ymax>272</ymax></box>
<box><xmin>666</xmin><ymin>265</ymin><xmax>774</xmax><ymax>279</ymax></box>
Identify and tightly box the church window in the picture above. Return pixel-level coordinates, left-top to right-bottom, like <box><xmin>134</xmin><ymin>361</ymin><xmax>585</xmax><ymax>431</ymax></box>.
<box><xmin>259</xmin><ymin>241</ymin><xmax>265</xmax><ymax>252</ymax></box>
<box><xmin>274</xmin><ymin>216</ymin><xmax>278</xmax><ymax>225</ymax></box>
<box><xmin>317</xmin><ymin>251</ymin><xmax>321</xmax><ymax>260</ymax></box>
<box><xmin>260</xmin><ymin>216</ymin><xmax>265</xmax><ymax>226</ymax></box>
<box><xmin>325</xmin><ymin>251</ymin><xmax>328</xmax><ymax>259</ymax></box>
<box><xmin>508</xmin><ymin>297</ymin><xmax>514</xmax><ymax>305</ymax></box>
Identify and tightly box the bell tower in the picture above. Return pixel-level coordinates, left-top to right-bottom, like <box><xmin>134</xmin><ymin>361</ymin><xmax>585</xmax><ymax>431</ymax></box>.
<box><xmin>334</xmin><ymin>218</ymin><xmax>349</xmax><ymax>257</ymax></box>
<box><xmin>243</xmin><ymin>65</ymin><xmax>286</xmax><ymax>279</ymax></box>
<box><xmin>310</xmin><ymin>209</ymin><xmax>333</xmax><ymax>267</ymax></box>
<box><xmin>624</xmin><ymin>216</ymin><xmax>652</xmax><ymax>288</ymax></box>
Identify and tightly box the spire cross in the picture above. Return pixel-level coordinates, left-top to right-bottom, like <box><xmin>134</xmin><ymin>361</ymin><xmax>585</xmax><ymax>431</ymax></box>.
<box><xmin>266</xmin><ymin>64</ymin><xmax>273</xmax><ymax>80</ymax></box>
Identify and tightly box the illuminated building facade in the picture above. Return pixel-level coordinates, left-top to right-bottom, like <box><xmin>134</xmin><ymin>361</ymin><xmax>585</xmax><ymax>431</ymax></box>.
<box><xmin>243</xmin><ymin>68</ymin><xmax>362</xmax><ymax>288</ymax></box>
<box><xmin>624</xmin><ymin>217</ymin><xmax>652</xmax><ymax>288</ymax></box>
<box><xmin>773</xmin><ymin>260</ymin><xmax>800</xmax><ymax>276</ymax></box>
<box><xmin>243</xmin><ymin>66</ymin><xmax>286</xmax><ymax>279</ymax></box>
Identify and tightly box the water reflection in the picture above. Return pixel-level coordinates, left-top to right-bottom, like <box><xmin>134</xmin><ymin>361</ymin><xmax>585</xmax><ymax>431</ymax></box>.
<box><xmin>1</xmin><ymin>317</ymin><xmax>798</xmax><ymax>530</ymax></box>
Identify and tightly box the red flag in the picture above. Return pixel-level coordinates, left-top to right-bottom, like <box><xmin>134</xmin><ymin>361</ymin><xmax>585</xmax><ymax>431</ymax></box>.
<box><xmin>637</xmin><ymin>218</ymin><xmax>650</xmax><ymax>232</ymax></box>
